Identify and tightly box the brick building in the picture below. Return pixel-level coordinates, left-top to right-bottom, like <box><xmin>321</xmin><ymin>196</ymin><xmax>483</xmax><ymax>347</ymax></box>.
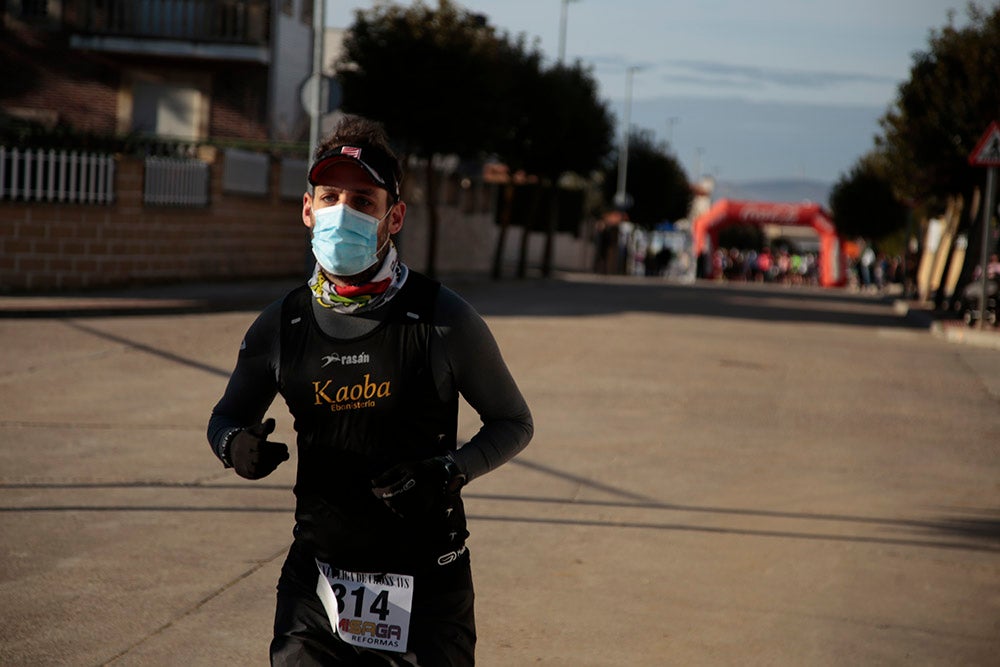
<box><xmin>0</xmin><ymin>1</ymin><xmax>318</xmax><ymax>292</ymax></box>
<box><xmin>0</xmin><ymin>1</ymin><xmax>595</xmax><ymax>292</ymax></box>
<box><xmin>1</xmin><ymin>0</ymin><xmax>313</xmax><ymax>142</ymax></box>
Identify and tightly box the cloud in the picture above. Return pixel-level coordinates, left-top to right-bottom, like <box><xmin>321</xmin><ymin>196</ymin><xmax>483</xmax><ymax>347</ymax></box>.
<box><xmin>659</xmin><ymin>73</ymin><xmax>759</xmax><ymax>90</ymax></box>
<box><xmin>661</xmin><ymin>59</ymin><xmax>897</xmax><ymax>90</ymax></box>
<box><xmin>588</xmin><ymin>54</ymin><xmax>660</xmax><ymax>72</ymax></box>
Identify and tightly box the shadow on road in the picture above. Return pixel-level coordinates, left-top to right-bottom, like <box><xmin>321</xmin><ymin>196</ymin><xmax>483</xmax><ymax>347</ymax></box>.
<box><xmin>458</xmin><ymin>277</ymin><xmax>921</xmax><ymax>330</ymax></box>
<box><xmin>3</xmin><ymin>471</ymin><xmax>997</xmax><ymax>554</ymax></box>
<box><xmin>2</xmin><ymin>276</ymin><xmax>921</xmax><ymax>332</ymax></box>
<box><xmin>60</xmin><ymin>319</ymin><xmax>232</xmax><ymax>377</ymax></box>
<box><xmin>3</xmin><ymin>278</ymin><xmax>923</xmax><ymax>394</ymax></box>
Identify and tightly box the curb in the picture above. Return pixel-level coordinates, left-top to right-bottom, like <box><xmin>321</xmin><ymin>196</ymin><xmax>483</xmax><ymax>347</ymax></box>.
<box><xmin>894</xmin><ymin>299</ymin><xmax>1000</xmax><ymax>351</ymax></box>
<box><xmin>929</xmin><ymin>321</ymin><xmax>1000</xmax><ymax>351</ymax></box>
<box><xmin>0</xmin><ymin>280</ymin><xmax>300</xmax><ymax>319</ymax></box>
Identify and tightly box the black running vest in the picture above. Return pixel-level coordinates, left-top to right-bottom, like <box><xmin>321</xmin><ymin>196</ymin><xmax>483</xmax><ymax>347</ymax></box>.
<box><xmin>278</xmin><ymin>272</ymin><xmax>465</xmax><ymax>573</ymax></box>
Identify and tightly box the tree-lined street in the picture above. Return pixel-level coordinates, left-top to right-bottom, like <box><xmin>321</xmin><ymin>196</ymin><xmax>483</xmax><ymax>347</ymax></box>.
<box><xmin>1</xmin><ymin>275</ymin><xmax>997</xmax><ymax>665</ymax></box>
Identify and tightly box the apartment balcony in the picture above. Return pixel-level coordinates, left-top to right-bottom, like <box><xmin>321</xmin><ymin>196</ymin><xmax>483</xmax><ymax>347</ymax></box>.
<box><xmin>64</xmin><ymin>0</ymin><xmax>272</xmax><ymax>64</ymax></box>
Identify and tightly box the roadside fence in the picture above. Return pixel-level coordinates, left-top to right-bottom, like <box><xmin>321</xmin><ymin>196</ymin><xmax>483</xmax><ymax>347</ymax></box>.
<box><xmin>0</xmin><ymin>146</ymin><xmax>116</xmax><ymax>204</ymax></box>
<box><xmin>143</xmin><ymin>156</ymin><xmax>210</xmax><ymax>206</ymax></box>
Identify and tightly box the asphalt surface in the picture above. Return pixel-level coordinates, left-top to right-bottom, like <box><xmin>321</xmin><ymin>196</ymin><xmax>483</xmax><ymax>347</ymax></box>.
<box><xmin>1</xmin><ymin>274</ymin><xmax>998</xmax><ymax>666</ymax></box>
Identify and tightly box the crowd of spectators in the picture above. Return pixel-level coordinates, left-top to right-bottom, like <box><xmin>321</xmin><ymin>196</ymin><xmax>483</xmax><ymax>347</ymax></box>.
<box><xmin>849</xmin><ymin>246</ymin><xmax>912</xmax><ymax>293</ymax></box>
<box><xmin>708</xmin><ymin>245</ymin><xmax>919</xmax><ymax>294</ymax></box>
<box><xmin>711</xmin><ymin>247</ymin><xmax>819</xmax><ymax>286</ymax></box>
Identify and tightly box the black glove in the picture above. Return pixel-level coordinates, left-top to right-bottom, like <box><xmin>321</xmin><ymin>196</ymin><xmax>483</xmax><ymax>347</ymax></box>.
<box><xmin>371</xmin><ymin>456</ymin><xmax>462</xmax><ymax>519</ymax></box>
<box><xmin>228</xmin><ymin>418</ymin><xmax>289</xmax><ymax>480</ymax></box>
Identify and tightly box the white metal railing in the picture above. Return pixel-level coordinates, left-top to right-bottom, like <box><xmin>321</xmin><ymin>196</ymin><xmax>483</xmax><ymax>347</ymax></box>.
<box><xmin>222</xmin><ymin>147</ymin><xmax>269</xmax><ymax>196</ymax></box>
<box><xmin>279</xmin><ymin>157</ymin><xmax>308</xmax><ymax>200</ymax></box>
<box><xmin>0</xmin><ymin>147</ymin><xmax>116</xmax><ymax>204</ymax></box>
<box><xmin>72</xmin><ymin>0</ymin><xmax>271</xmax><ymax>45</ymax></box>
<box><xmin>143</xmin><ymin>156</ymin><xmax>210</xmax><ymax>206</ymax></box>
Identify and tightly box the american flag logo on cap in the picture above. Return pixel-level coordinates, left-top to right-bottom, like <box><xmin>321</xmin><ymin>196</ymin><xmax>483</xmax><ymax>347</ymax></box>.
<box><xmin>341</xmin><ymin>146</ymin><xmax>362</xmax><ymax>159</ymax></box>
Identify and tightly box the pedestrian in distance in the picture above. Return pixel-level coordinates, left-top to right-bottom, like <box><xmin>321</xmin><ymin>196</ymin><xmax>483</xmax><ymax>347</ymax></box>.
<box><xmin>207</xmin><ymin>115</ymin><xmax>534</xmax><ymax>666</ymax></box>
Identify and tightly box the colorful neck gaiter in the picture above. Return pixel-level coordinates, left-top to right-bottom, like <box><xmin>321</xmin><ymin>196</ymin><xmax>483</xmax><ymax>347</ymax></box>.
<box><xmin>308</xmin><ymin>243</ymin><xmax>408</xmax><ymax>314</ymax></box>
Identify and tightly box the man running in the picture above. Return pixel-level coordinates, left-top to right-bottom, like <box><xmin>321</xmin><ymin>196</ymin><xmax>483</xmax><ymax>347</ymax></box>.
<box><xmin>207</xmin><ymin>115</ymin><xmax>533</xmax><ymax>666</ymax></box>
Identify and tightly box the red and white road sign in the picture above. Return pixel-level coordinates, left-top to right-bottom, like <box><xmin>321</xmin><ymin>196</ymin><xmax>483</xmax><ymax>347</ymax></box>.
<box><xmin>969</xmin><ymin>121</ymin><xmax>1000</xmax><ymax>166</ymax></box>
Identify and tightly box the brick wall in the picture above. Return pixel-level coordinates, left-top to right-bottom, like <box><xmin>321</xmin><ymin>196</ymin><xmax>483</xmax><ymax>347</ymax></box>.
<box><xmin>1</xmin><ymin>22</ymin><xmax>121</xmax><ymax>134</ymax></box>
<box><xmin>209</xmin><ymin>65</ymin><xmax>270</xmax><ymax>140</ymax></box>
<box><xmin>0</xmin><ymin>154</ymin><xmax>596</xmax><ymax>293</ymax></box>
<box><xmin>0</xmin><ymin>154</ymin><xmax>310</xmax><ymax>292</ymax></box>
<box><xmin>397</xmin><ymin>177</ymin><xmax>594</xmax><ymax>278</ymax></box>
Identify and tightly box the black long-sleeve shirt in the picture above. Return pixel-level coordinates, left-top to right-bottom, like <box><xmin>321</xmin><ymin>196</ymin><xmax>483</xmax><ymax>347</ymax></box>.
<box><xmin>207</xmin><ymin>273</ymin><xmax>533</xmax><ymax>482</ymax></box>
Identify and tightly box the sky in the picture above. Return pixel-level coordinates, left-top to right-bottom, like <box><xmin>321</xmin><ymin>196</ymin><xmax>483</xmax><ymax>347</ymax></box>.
<box><xmin>326</xmin><ymin>1</ymin><xmax>977</xmax><ymax>187</ymax></box>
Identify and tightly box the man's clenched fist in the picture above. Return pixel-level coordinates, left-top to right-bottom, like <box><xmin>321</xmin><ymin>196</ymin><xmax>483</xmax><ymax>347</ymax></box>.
<box><xmin>228</xmin><ymin>418</ymin><xmax>289</xmax><ymax>480</ymax></box>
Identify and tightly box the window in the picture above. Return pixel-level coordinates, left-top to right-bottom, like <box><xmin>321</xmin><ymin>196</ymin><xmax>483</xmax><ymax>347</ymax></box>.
<box><xmin>131</xmin><ymin>81</ymin><xmax>202</xmax><ymax>140</ymax></box>
<box><xmin>9</xmin><ymin>0</ymin><xmax>60</xmax><ymax>22</ymax></box>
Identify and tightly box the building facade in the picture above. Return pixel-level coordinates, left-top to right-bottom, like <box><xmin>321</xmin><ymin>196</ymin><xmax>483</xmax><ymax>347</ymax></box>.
<box><xmin>1</xmin><ymin>0</ymin><xmax>313</xmax><ymax>143</ymax></box>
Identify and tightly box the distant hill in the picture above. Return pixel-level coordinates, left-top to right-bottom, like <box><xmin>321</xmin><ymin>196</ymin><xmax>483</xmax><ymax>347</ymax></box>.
<box><xmin>713</xmin><ymin>179</ymin><xmax>833</xmax><ymax>208</ymax></box>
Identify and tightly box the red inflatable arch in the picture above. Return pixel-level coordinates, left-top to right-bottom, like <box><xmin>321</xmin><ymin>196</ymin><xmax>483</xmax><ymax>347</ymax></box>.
<box><xmin>692</xmin><ymin>199</ymin><xmax>846</xmax><ymax>287</ymax></box>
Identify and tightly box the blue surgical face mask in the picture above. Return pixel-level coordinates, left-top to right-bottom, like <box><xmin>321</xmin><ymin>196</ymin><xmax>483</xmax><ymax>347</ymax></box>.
<box><xmin>311</xmin><ymin>203</ymin><xmax>392</xmax><ymax>276</ymax></box>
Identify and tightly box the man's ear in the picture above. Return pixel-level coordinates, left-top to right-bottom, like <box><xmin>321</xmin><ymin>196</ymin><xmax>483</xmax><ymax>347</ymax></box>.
<box><xmin>388</xmin><ymin>201</ymin><xmax>406</xmax><ymax>234</ymax></box>
<box><xmin>302</xmin><ymin>192</ymin><xmax>315</xmax><ymax>229</ymax></box>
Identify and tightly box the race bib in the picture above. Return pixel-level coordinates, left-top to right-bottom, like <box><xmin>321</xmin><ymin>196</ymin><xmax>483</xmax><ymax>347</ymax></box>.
<box><xmin>315</xmin><ymin>559</ymin><xmax>414</xmax><ymax>654</ymax></box>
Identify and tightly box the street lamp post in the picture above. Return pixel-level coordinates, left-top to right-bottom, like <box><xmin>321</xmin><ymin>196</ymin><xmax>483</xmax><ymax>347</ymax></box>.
<box><xmin>694</xmin><ymin>146</ymin><xmax>706</xmax><ymax>181</ymax></box>
<box><xmin>308</xmin><ymin>0</ymin><xmax>325</xmax><ymax>159</ymax></box>
<box><xmin>558</xmin><ymin>0</ymin><xmax>580</xmax><ymax>64</ymax></box>
<box><xmin>615</xmin><ymin>65</ymin><xmax>639</xmax><ymax>209</ymax></box>
<box><xmin>666</xmin><ymin>116</ymin><xmax>680</xmax><ymax>148</ymax></box>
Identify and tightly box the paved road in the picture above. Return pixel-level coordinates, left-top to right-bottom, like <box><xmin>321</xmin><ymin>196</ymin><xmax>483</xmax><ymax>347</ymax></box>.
<box><xmin>1</xmin><ymin>275</ymin><xmax>998</xmax><ymax>666</ymax></box>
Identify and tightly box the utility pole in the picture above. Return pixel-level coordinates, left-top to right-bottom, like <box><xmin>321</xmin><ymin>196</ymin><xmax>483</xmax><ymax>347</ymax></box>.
<box><xmin>308</xmin><ymin>0</ymin><xmax>326</xmax><ymax>159</ymax></box>
<box><xmin>558</xmin><ymin>0</ymin><xmax>580</xmax><ymax>64</ymax></box>
<box><xmin>615</xmin><ymin>65</ymin><xmax>639</xmax><ymax>209</ymax></box>
<box><xmin>694</xmin><ymin>147</ymin><xmax>705</xmax><ymax>181</ymax></box>
<box><xmin>666</xmin><ymin>116</ymin><xmax>679</xmax><ymax>147</ymax></box>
